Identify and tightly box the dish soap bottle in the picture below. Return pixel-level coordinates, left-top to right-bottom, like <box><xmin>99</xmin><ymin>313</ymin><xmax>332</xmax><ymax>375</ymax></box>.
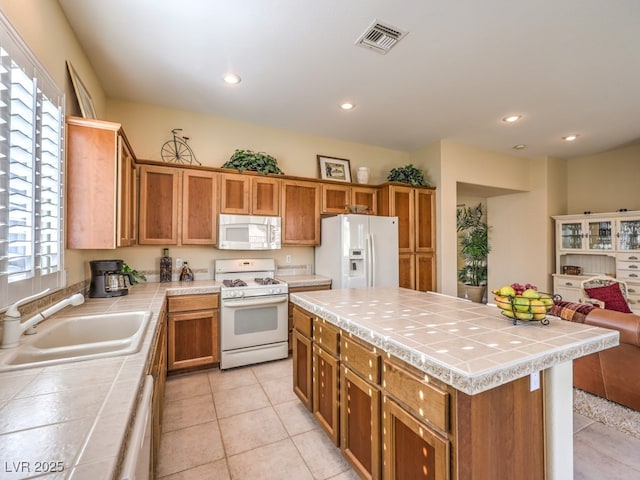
<box><xmin>179</xmin><ymin>261</ymin><xmax>194</xmax><ymax>282</ymax></box>
<box><xmin>160</xmin><ymin>248</ymin><xmax>172</xmax><ymax>283</ymax></box>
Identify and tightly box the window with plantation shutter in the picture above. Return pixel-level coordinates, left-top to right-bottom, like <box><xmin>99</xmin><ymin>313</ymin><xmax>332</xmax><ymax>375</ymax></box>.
<box><xmin>0</xmin><ymin>12</ymin><xmax>64</xmax><ymax>309</ymax></box>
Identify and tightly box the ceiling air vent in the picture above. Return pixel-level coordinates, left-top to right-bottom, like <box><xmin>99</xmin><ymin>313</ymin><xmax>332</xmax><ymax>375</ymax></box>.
<box><xmin>355</xmin><ymin>20</ymin><xmax>408</xmax><ymax>55</ymax></box>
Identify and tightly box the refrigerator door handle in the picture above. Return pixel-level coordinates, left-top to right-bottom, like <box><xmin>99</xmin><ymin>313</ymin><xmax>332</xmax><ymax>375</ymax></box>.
<box><xmin>367</xmin><ymin>233</ymin><xmax>375</xmax><ymax>287</ymax></box>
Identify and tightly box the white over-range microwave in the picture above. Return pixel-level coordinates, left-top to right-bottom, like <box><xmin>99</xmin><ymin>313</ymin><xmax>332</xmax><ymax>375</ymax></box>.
<box><xmin>218</xmin><ymin>214</ymin><xmax>282</xmax><ymax>250</ymax></box>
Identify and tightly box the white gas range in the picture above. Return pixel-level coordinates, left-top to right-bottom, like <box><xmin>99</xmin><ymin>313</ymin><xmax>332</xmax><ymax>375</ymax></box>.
<box><xmin>215</xmin><ymin>259</ymin><xmax>289</xmax><ymax>369</ymax></box>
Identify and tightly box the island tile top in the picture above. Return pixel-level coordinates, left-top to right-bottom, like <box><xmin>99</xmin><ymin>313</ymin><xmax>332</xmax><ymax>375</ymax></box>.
<box><xmin>290</xmin><ymin>287</ymin><xmax>619</xmax><ymax>395</ymax></box>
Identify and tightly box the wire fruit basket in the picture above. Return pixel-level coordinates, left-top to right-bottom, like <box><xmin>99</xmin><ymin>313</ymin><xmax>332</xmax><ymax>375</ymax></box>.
<box><xmin>493</xmin><ymin>292</ymin><xmax>560</xmax><ymax>325</ymax></box>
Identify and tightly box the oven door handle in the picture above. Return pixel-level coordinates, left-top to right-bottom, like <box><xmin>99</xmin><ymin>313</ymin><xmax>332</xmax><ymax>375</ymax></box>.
<box><xmin>222</xmin><ymin>296</ymin><xmax>288</xmax><ymax>308</ymax></box>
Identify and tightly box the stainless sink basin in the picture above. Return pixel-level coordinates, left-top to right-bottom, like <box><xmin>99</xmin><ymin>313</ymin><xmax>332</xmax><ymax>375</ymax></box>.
<box><xmin>0</xmin><ymin>310</ymin><xmax>152</xmax><ymax>371</ymax></box>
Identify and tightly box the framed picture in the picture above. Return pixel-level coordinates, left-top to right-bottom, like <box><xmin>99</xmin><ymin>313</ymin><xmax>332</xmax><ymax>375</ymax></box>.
<box><xmin>66</xmin><ymin>60</ymin><xmax>97</xmax><ymax>119</ymax></box>
<box><xmin>318</xmin><ymin>155</ymin><xmax>352</xmax><ymax>182</ymax></box>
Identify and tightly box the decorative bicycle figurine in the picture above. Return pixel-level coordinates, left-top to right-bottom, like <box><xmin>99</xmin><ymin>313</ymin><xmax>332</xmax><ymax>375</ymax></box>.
<box><xmin>161</xmin><ymin>128</ymin><xmax>200</xmax><ymax>165</ymax></box>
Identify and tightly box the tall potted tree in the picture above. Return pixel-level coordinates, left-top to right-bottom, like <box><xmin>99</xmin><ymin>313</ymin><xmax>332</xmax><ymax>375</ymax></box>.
<box><xmin>457</xmin><ymin>203</ymin><xmax>490</xmax><ymax>303</ymax></box>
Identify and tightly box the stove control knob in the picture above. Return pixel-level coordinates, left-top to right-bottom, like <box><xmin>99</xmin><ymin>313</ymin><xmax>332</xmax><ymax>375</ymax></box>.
<box><xmin>227</xmin><ymin>291</ymin><xmax>236</xmax><ymax>298</ymax></box>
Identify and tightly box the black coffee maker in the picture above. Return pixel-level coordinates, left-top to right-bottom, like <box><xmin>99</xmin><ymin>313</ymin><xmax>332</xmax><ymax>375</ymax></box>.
<box><xmin>89</xmin><ymin>259</ymin><xmax>134</xmax><ymax>298</ymax></box>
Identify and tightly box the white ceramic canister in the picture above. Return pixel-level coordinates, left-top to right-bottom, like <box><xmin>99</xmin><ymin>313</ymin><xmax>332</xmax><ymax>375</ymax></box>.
<box><xmin>357</xmin><ymin>166</ymin><xmax>370</xmax><ymax>184</ymax></box>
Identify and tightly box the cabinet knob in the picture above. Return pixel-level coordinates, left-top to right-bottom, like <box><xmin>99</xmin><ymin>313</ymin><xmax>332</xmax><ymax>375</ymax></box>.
<box><xmin>566</xmin><ymin>282</ymin><xmax>573</xmax><ymax>286</ymax></box>
<box><xmin>630</xmin><ymin>256</ymin><xmax>639</xmax><ymax>260</ymax></box>
<box><xmin>630</xmin><ymin>273</ymin><xmax>638</xmax><ymax>278</ymax></box>
<box><xmin>630</xmin><ymin>265</ymin><xmax>638</xmax><ymax>269</ymax></box>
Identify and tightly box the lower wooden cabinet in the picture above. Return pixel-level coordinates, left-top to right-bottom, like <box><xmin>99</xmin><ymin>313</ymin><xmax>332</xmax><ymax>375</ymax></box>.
<box><xmin>313</xmin><ymin>344</ymin><xmax>340</xmax><ymax>445</ymax></box>
<box><xmin>382</xmin><ymin>396</ymin><xmax>450</xmax><ymax>480</ymax></box>
<box><xmin>291</xmin><ymin>304</ymin><xmax>545</xmax><ymax>480</ymax></box>
<box><xmin>148</xmin><ymin>309</ymin><xmax>167</xmax><ymax>479</ymax></box>
<box><xmin>292</xmin><ymin>329</ymin><xmax>313</xmax><ymax>410</ymax></box>
<box><xmin>167</xmin><ymin>294</ymin><xmax>220</xmax><ymax>372</ymax></box>
<box><xmin>340</xmin><ymin>365</ymin><xmax>381</xmax><ymax>480</ymax></box>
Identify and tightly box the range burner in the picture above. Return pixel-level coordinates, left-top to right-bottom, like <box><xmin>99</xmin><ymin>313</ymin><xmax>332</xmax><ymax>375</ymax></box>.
<box><xmin>223</xmin><ymin>279</ymin><xmax>248</xmax><ymax>288</ymax></box>
<box><xmin>254</xmin><ymin>277</ymin><xmax>279</xmax><ymax>285</ymax></box>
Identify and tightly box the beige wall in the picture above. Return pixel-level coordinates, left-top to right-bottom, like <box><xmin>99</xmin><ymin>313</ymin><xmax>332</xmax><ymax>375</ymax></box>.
<box><xmin>567</xmin><ymin>144</ymin><xmax>640</xmax><ymax>214</ymax></box>
<box><xmin>106</xmin><ymin>100</ymin><xmax>411</xmax><ymax>184</ymax></box>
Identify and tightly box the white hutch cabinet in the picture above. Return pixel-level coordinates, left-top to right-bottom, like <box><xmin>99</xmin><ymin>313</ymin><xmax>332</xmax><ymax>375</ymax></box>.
<box><xmin>553</xmin><ymin>211</ymin><xmax>640</xmax><ymax>313</ymax></box>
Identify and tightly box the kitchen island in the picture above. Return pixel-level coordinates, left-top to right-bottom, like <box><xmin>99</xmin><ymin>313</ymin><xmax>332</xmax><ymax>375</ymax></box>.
<box><xmin>290</xmin><ymin>287</ymin><xmax>619</xmax><ymax>480</ymax></box>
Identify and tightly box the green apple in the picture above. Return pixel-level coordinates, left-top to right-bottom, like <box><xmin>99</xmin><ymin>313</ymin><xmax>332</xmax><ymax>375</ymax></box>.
<box><xmin>522</xmin><ymin>288</ymin><xmax>540</xmax><ymax>299</ymax></box>
<box><xmin>499</xmin><ymin>285</ymin><xmax>516</xmax><ymax>297</ymax></box>
<box><xmin>513</xmin><ymin>296</ymin><xmax>531</xmax><ymax>312</ymax></box>
<box><xmin>515</xmin><ymin>311</ymin><xmax>534</xmax><ymax>321</ymax></box>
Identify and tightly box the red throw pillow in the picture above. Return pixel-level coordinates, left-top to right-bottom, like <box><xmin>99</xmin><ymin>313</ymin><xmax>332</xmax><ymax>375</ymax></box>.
<box><xmin>584</xmin><ymin>283</ymin><xmax>632</xmax><ymax>313</ymax></box>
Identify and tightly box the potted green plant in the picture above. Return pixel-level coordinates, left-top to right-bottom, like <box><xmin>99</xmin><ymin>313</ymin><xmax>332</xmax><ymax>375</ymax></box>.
<box><xmin>387</xmin><ymin>164</ymin><xmax>431</xmax><ymax>186</ymax></box>
<box><xmin>222</xmin><ymin>149</ymin><xmax>284</xmax><ymax>175</ymax></box>
<box><xmin>457</xmin><ymin>203</ymin><xmax>490</xmax><ymax>303</ymax></box>
<box><xmin>121</xmin><ymin>263</ymin><xmax>147</xmax><ymax>285</ymax></box>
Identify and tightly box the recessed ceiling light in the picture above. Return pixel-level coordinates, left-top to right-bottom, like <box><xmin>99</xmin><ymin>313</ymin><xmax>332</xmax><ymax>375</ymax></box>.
<box><xmin>223</xmin><ymin>73</ymin><xmax>241</xmax><ymax>85</ymax></box>
<box><xmin>502</xmin><ymin>114</ymin><xmax>522</xmax><ymax>123</ymax></box>
<box><xmin>340</xmin><ymin>102</ymin><xmax>355</xmax><ymax>111</ymax></box>
<box><xmin>562</xmin><ymin>134</ymin><xmax>579</xmax><ymax>142</ymax></box>
<box><xmin>512</xmin><ymin>144</ymin><xmax>527</xmax><ymax>150</ymax></box>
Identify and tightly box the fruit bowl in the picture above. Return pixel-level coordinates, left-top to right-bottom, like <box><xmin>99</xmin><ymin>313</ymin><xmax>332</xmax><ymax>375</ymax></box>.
<box><xmin>494</xmin><ymin>294</ymin><xmax>556</xmax><ymax>325</ymax></box>
<box><xmin>492</xmin><ymin>284</ymin><xmax>560</xmax><ymax>325</ymax></box>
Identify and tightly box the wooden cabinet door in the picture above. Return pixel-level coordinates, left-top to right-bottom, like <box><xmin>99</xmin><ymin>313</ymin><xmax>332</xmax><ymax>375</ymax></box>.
<box><xmin>220</xmin><ymin>174</ymin><xmax>250</xmax><ymax>214</ymax></box>
<box><xmin>399</xmin><ymin>253</ymin><xmax>415</xmax><ymax>290</ymax></box>
<box><xmin>392</xmin><ymin>186</ymin><xmax>415</xmax><ymax>253</ymax></box>
<box><xmin>182</xmin><ymin>170</ymin><xmax>218</xmax><ymax>244</ymax></box>
<box><xmin>168</xmin><ymin>309</ymin><xmax>219</xmax><ymax>371</ymax></box>
<box><xmin>321</xmin><ymin>183</ymin><xmax>350</xmax><ymax>214</ymax></box>
<box><xmin>341</xmin><ymin>366</ymin><xmax>381</xmax><ymax>480</ymax></box>
<box><xmin>281</xmin><ymin>180</ymin><xmax>321</xmax><ymax>245</ymax></box>
<box><xmin>313</xmin><ymin>345</ymin><xmax>340</xmax><ymax>445</ymax></box>
<box><xmin>252</xmin><ymin>176</ymin><xmax>280</xmax><ymax>215</ymax></box>
<box><xmin>416</xmin><ymin>253</ymin><xmax>435</xmax><ymax>292</ymax></box>
<box><xmin>351</xmin><ymin>186</ymin><xmax>377</xmax><ymax>215</ymax></box>
<box><xmin>149</xmin><ymin>310</ymin><xmax>167</xmax><ymax>478</ymax></box>
<box><xmin>117</xmin><ymin>136</ymin><xmax>137</xmax><ymax>247</ymax></box>
<box><xmin>415</xmin><ymin>189</ymin><xmax>435</xmax><ymax>252</ymax></box>
<box><xmin>293</xmin><ymin>329</ymin><xmax>313</xmax><ymax>411</ymax></box>
<box><xmin>66</xmin><ymin>117</ymin><xmax>119</xmax><ymax>249</ymax></box>
<box><xmin>138</xmin><ymin>165</ymin><xmax>180</xmax><ymax>245</ymax></box>
<box><xmin>382</xmin><ymin>396</ymin><xmax>450</xmax><ymax>480</ymax></box>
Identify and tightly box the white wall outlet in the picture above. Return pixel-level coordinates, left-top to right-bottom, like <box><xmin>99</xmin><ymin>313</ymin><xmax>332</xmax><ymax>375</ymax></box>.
<box><xmin>286</xmin><ymin>255</ymin><xmax>292</xmax><ymax>264</ymax></box>
<box><xmin>530</xmin><ymin>371</ymin><xmax>540</xmax><ymax>391</ymax></box>
<box><xmin>176</xmin><ymin>258</ymin><xmax>183</xmax><ymax>269</ymax></box>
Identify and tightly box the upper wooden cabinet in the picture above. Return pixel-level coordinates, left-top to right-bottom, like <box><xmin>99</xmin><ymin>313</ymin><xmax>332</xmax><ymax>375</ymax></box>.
<box><xmin>378</xmin><ymin>183</ymin><xmax>437</xmax><ymax>292</ymax></box>
<box><xmin>138</xmin><ymin>165</ymin><xmax>218</xmax><ymax>245</ymax></box>
<box><xmin>66</xmin><ymin>116</ymin><xmax>138</xmax><ymax>249</ymax></box>
<box><xmin>378</xmin><ymin>184</ymin><xmax>415</xmax><ymax>253</ymax></box>
<box><xmin>321</xmin><ymin>184</ymin><xmax>378</xmax><ymax>215</ymax></box>
<box><xmin>281</xmin><ymin>180</ymin><xmax>321</xmax><ymax>245</ymax></box>
<box><xmin>220</xmin><ymin>173</ymin><xmax>280</xmax><ymax>215</ymax></box>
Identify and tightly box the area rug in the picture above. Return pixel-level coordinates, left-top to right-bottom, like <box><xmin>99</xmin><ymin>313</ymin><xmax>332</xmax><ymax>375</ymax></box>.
<box><xmin>574</xmin><ymin>388</ymin><xmax>640</xmax><ymax>440</ymax></box>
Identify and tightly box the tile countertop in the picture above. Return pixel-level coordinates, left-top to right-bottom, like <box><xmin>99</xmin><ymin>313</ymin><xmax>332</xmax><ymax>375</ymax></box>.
<box><xmin>0</xmin><ymin>280</ymin><xmax>221</xmax><ymax>480</ymax></box>
<box><xmin>290</xmin><ymin>287</ymin><xmax>620</xmax><ymax>395</ymax></box>
<box><xmin>276</xmin><ymin>274</ymin><xmax>332</xmax><ymax>288</ymax></box>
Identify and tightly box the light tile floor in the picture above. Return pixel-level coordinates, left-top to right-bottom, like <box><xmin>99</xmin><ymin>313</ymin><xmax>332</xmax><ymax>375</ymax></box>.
<box><xmin>158</xmin><ymin>357</ymin><xmax>640</xmax><ymax>479</ymax></box>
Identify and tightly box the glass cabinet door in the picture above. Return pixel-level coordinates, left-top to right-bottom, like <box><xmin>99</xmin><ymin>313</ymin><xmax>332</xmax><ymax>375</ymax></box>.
<box><xmin>559</xmin><ymin>221</ymin><xmax>584</xmax><ymax>250</ymax></box>
<box><xmin>586</xmin><ymin>219</ymin><xmax>614</xmax><ymax>251</ymax></box>
<box><xmin>617</xmin><ymin>217</ymin><xmax>640</xmax><ymax>251</ymax></box>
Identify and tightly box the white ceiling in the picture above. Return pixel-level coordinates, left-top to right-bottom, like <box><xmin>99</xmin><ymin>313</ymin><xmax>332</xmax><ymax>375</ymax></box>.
<box><xmin>58</xmin><ymin>0</ymin><xmax>640</xmax><ymax>159</ymax></box>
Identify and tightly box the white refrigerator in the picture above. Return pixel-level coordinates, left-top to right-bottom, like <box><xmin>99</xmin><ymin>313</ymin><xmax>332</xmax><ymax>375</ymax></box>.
<box><xmin>315</xmin><ymin>214</ymin><xmax>399</xmax><ymax>288</ymax></box>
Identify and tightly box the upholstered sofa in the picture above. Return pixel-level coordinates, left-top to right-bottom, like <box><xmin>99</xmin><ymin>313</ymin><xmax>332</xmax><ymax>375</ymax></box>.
<box><xmin>551</xmin><ymin>301</ymin><xmax>640</xmax><ymax>411</ymax></box>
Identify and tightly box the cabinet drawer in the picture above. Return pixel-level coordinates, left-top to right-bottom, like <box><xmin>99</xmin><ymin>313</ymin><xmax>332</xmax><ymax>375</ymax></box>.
<box><xmin>341</xmin><ymin>335</ymin><xmax>381</xmax><ymax>385</ymax></box>
<box><xmin>313</xmin><ymin>318</ymin><xmax>340</xmax><ymax>357</ymax></box>
<box><xmin>382</xmin><ymin>360</ymin><xmax>449</xmax><ymax>433</ymax></box>
<box><xmin>167</xmin><ymin>294</ymin><xmax>219</xmax><ymax>313</ymax></box>
<box><xmin>554</xmin><ymin>276</ymin><xmax>582</xmax><ymax>289</ymax></box>
<box><xmin>617</xmin><ymin>269</ymin><xmax>640</xmax><ymax>282</ymax></box>
<box><xmin>618</xmin><ymin>253</ymin><xmax>640</xmax><ymax>262</ymax></box>
<box><xmin>292</xmin><ymin>306</ymin><xmax>313</xmax><ymax>338</ymax></box>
